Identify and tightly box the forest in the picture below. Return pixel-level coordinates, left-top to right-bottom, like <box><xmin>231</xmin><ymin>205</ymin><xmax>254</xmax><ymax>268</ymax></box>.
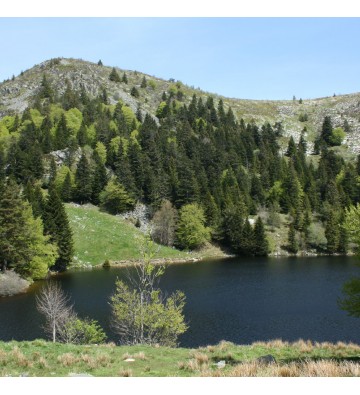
<box><xmin>1</xmin><ymin>69</ymin><xmax>360</xmax><ymax>281</ymax></box>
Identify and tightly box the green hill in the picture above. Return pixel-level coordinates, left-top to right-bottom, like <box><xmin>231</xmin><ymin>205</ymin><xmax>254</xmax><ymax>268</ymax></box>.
<box><xmin>66</xmin><ymin>204</ymin><xmax>189</xmax><ymax>267</ymax></box>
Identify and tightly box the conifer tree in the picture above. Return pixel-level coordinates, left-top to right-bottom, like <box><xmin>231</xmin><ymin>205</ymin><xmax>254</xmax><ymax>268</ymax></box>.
<box><xmin>61</xmin><ymin>172</ymin><xmax>73</xmax><ymax>202</ymax></box>
<box><xmin>41</xmin><ymin>115</ymin><xmax>53</xmax><ymax>153</ymax></box>
<box><xmin>42</xmin><ymin>187</ymin><xmax>73</xmax><ymax>272</ymax></box>
<box><xmin>122</xmin><ymin>73</ymin><xmax>128</xmax><ymax>84</ymax></box>
<box><xmin>286</xmin><ymin>136</ymin><xmax>297</xmax><ymax>157</ymax></box>
<box><xmin>24</xmin><ymin>182</ymin><xmax>45</xmax><ymax>218</ymax></box>
<box><xmin>321</xmin><ymin>116</ymin><xmax>333</xmax><ymax>146</ymax></box>
<box><xmin>77</xmin><ymin>121</ymin><xmax>88</xmax><ymax>147</ymax></box>
<box><xmin>140</xmin><ymin>76</ymin><xmax>147</xmax><ymax>88</ymax></box>
<box><xmin>46</xmin><ymin>158</ymin><xmax>56</xmax><ymax>187</ymax></box>
<box><xmin>55</xmin><ymin>114</ymin><xmax>70</xmax><ymax>150</ymax></box>
<box><xmin>325</xmin><ymin>210</ymin><xmax>340</xmax><ymax>254</ymax></box>
<box><xmin>131</xmin><ymin>86</ymin><xmax>140</xmax><ymax>98</ymax></box>
<box><xmin>0</xmin><ymin>180</ymin><xmax>57</xmax><ymax>278</ymax></box>
<box><xmin>287</xmin><ymin>222</ymin><xmax>298</xmax><ymax>254</ymax></box>
<box><xmin>38</xmin><ymin>74</ymin><xmax>54</xmax><ymax>102</ymax></box>
<box><xmin>109</xmin><ymin>67</ymin><xmax>121</xmax><ymax>83</ymax></box>
<box><xmin>253</xmin><ymin>217</ymin><xmax>269</xmax><ymax>256</ymax></box>
<box><xmin>240</xmin><ymin>219</ymin><xmax>254</xmax><ymax>255</ymax></box>
<box><xmin>75</xmin><ymin>153</ymin><xmax>93</xmax><ymax>204</ymax></box>
<box><xmin>92</xmin><ymin>156</ymin><xmax>108</xmax><ymax>205</ymax></box>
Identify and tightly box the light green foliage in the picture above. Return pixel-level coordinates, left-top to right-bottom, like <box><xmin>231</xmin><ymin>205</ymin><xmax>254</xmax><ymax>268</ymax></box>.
<box><xmin>176</xmin><ymin>203</ymin><xmax>211</xmax><ymax>250</ymax></box>
<box><xmin>86</xmin><ymin>124</ymin><xmax>96</xmax><ymax>145</ymax></box>
<box><xmin>0</xmin><ymin>182</ymin><xmax>58</xmax><ymax>279</ymax></box>
<box><xmin>99</xmin><ymin>179</ymin><xmax>135</xmax><ymax>215</ymax></box>
<box><xmin>109</xmin><ymin>136</ymin><xmax>129</xmax><ymax>157</ymax></box>
<box><xmin>148</xmin><ymin>80</ymin><xmax>156</xmax><ymax>89</ymax></box>
<box><xmin>61</xmin><ymin>318</ymin><xmax>107</xmax><ymax>345</ymax></box>
<box><xmin>109</xmin><ymin>136</ymin><xmax>121</xmax><ymax>157</ymax></box>
<box><xmin>20</xmin><ymin>204</ymin><xmax>58</xmax><ymax>280</ymax></box>
<box><xmin>195</xmin><ymin>117</ymin><xmax>207</xmax><ymax>130</ymax></box>
<box><xmin>30</xmin><ymin>109</ymin><xmax>44</xmax><ymax>129</ymax></box>
<box><xmin>110</xmin><ymin>236</ymin><xmax>187</xmax><ymax>347</ymax></box>
<box><xmin>156</xmin><ymin>101</ymin><xmax>168</xmax><ymax>118</ymax></box>
<box><xmin>111</xmin><ymin>281</ymin><xmax>187</xmax><ymax>347</ymax></box>
<box><xmin>122</xmin><ymin>106</ymin><xmax>137</xmax><ymax>129</ymax></box>
<box><xmin>0</xmin><ymin>123</ymin><xmax>10</xmax><ymax>151</ymax></box>
<box><xmin>329</xmin><ymin>127</ymin><xmax>346</xmax><ymax>146</ymax></box>
<box><xmin>344</xmin><ymin>204</ymin><xmax>360</xmax><ymax>252</ymax></box>
<box><xmin>94</xmin><ymin>141</ymin><xmax>107</xmax><ymax>165</ymax></box>
<box><xmin>109</xmin><ymin>120</ymin><xmax>117</xmax><ymax>133</ymax></box>
<box><xmin>49</xmin><ymin>104</ymin><xmax>64</xmax><ymax>123</ymax></box>
<box><xmin>169</xmin><ymin>84</ymin><xmax>178</xmax><ymax>96</ymax></box>
<box><xmin>0</xmin><ymin>116</ymin><xmax>16</xmax><ymax>131</ymax></box>
<box><xmin>54</xmin><ymin>165</ymin><xmax>75</xmax><ymax>192</ymax></box>
<box><xmin>130</xmin><ymin>130</ymin><xmax>140</xmax><ymax>145</ymax></box>
<box><xmin>65</xmin><ymin>108</ymin><xmax>83</xmax><ymax>136</ymax></box>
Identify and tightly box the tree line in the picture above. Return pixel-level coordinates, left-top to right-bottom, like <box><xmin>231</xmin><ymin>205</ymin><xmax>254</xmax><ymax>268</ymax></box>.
<box><xmin>1</xmin><ymin>73</ymin><xmax>360</xmax><ymax>280</ymax></box>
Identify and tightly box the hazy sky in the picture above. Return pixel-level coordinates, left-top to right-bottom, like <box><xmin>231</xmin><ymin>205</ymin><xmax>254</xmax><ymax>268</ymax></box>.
<box><xmin>1</xmin><ymin>17</ymin><xmax>360</xmax><ymax>100</ymax></box>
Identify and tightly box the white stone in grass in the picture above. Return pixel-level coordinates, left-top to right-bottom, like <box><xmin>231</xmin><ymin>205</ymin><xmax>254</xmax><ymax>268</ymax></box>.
<box><xmin>215</xmin><ymin>360</ymin><xmax>226</xmax><ymax>368</ymax></box>
<box><xmin>124</xmin><ymin>358</ymin><xmax>135</xmax><ymax>362</ymax></box>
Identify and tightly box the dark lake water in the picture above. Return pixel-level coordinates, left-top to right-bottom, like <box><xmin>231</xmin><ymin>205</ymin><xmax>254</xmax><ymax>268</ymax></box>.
<box><xmin>1</xmin><ymin>256</ymin><xmax>360</xmax><ymax>348</ymax></box>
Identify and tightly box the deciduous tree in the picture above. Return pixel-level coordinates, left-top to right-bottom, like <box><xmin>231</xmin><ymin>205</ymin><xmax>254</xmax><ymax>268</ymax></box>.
<box><xmin>109</xmin><ymin>236</ymin><xmax>187</xmax><ymax>346</ymax></box>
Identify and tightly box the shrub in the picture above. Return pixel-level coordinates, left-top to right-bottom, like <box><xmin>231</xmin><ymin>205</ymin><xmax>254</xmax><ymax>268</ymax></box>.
<box><xmin>59</xmin><ymin>317</ymin><xmax>107</xmax><ymax>345</ymax></box>
<box><xmin>329</xmin><ymin>127</ymin><xmax>346</xmax><ymax>146</ymax></box>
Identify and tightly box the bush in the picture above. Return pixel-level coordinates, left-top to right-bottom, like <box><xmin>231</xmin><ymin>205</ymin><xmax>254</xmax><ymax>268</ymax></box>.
<box><xmin>329</xmin><ymin>127</ymin><xmax>346</xmax><ymax>146</ymax></box>
<box><xmin>298</xmin><ymin>113</ymin><xmax>308</xmax><ymax>122</ymax></box>
<box><xmin>0</xmin><ymin>271</ymin><xmax>30</xmax><ymax>296</ymax></box>
<box><xmin>59</xmin><ymin>317</ymin><xmax>107</xmax><ymax>345</ymax></box>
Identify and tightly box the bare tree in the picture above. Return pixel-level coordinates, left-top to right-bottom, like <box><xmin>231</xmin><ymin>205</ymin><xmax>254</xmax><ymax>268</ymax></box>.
<box><xmin>151</xmin><ymin>200</ymin><xmax>178</xmax><ymax>246</ymax></box>
<box><xmin>36</xmin><ymin>282</ymin><xmax>74</xmax><ymax>343</ymax></box>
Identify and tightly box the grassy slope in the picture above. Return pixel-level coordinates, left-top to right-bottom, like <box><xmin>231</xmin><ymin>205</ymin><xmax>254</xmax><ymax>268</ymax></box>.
<box><xmin>66</xmin><ymin>204</ymin><xmax>190</xmax><ymax>267</ymax></box>
<box><xmin>1</xmin><ymin>339</ymin><xmax>360</xmax><ymax>377</ymax></box>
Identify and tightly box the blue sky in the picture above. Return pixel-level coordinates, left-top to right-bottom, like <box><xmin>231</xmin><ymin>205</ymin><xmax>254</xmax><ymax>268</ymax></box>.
<box><xmin>1</xmin><ymin>18</ymin><xmax>360</xmax><ymax>100</ymax></box>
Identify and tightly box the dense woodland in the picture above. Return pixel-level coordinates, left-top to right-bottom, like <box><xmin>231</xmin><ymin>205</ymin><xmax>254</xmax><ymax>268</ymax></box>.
<box><xmin>1</xmin><ymin>70</ymin><xmax>360</xmax><ymax>280</ymax></box>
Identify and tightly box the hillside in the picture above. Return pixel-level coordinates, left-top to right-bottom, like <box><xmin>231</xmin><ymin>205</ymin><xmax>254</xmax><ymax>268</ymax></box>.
<box><xmin>65</xmin><ymin>203</ymin><xmax>195</xmax><ymax>267</ymax></box>
<box><xmin>1</xmin><ymin>57</ymin><xmax>360</xmax><ymax>155</ymax></box>
<box><xmin>0</xmin><ymin>55</ymin><xmax>360</xmax><ymax>272</ymax></box>
<box><xmin>1</xmin><ymin>339</ymin><xmax>360</xmax><ymax>377</ymax></box>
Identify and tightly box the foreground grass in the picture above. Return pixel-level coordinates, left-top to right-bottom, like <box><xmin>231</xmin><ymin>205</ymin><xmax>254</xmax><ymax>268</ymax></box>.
<box><xmin>1</xmin><ymin>339</ymin><xmax>360</xmax><ymax>377</ymax></box>
<box><xmin>65</xmin><ymin>204</ymin><xmax>189</xmax><ymax>267</ymax></box>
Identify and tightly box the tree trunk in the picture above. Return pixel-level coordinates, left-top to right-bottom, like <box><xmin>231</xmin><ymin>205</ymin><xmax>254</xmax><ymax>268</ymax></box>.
<box><xmin>53</xmin><ymin>321</ymin><xmax>56</xmax><ymax>343</ymax></box>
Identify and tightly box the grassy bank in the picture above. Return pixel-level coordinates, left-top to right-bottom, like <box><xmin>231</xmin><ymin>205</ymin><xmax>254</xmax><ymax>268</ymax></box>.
<box><xmin>66</xmin><ymin>204</ymin><xmax>191</xmax><ymax>267</ymax></box>
<box><xmin>1</xmin><ymin>339</ymin><xmax>360</xmax><ymax>377</ymax></box>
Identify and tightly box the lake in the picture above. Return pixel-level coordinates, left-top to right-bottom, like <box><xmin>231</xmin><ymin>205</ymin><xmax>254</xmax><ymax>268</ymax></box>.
<box><xmin>0</xmin><ymin>256</ymin><xmax>360</xmax><ymax>348</ymax></box>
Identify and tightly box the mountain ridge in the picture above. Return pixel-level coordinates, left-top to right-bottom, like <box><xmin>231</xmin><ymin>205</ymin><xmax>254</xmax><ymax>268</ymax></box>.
<box><xmin>1</xmin><ymin>57</ymin><xmax>360</xmax><ymax>154</ymax></box>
